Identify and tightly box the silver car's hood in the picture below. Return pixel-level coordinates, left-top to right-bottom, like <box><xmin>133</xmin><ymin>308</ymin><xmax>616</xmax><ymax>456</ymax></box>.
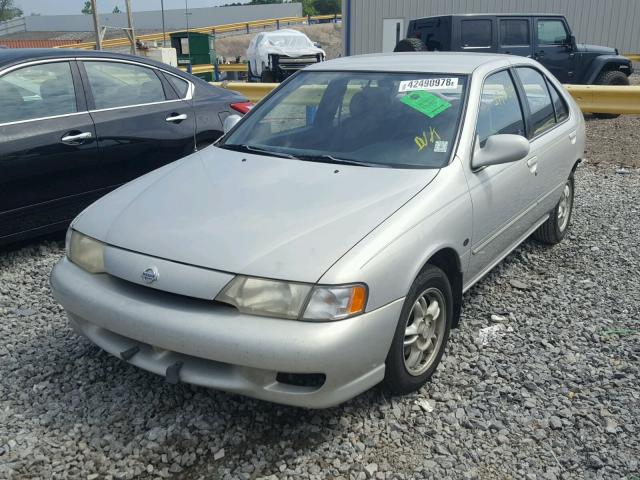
<box><xmin>74</xmin><ymin>148</ymin><xmax>439</xmax><ymax>282</ymax></box>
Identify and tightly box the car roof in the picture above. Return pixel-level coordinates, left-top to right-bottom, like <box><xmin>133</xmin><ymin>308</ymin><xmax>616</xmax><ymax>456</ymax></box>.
<box><xmin>305</xmin><ymin>52</ymin><xmax>519</xmax><ymax>74</ymax></box>
<box><xmin>413</xmin><ymin>13</ymin><xmax>565</xmax><ymax>19</ymax></box>
<box><xmin>0</xmin><ymin>48</ymin><xmax>174</xmax><ymax>70</ymax></box>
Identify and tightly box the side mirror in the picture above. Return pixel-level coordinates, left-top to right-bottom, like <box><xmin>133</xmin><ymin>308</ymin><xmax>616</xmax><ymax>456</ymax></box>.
<box><xmin>566</xmin><ymin>35</ymin><xmax>576</xmax><ymax>51</ymax></box>
<box><xmin>223</xmin><ymin>114</ymin><xmax>242</xmax><ymax>134</ymax></box>
<box><xmin>472</xmin><ymin>134</ymin><xmax>530</xmax><ymax>170</ymax></box>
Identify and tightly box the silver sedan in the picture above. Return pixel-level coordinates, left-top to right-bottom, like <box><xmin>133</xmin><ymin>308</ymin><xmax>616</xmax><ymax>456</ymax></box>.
<box><xmin>51</xmin><ymin>52</ymin><xmax>585</xmax><ymax>408</ymax></box>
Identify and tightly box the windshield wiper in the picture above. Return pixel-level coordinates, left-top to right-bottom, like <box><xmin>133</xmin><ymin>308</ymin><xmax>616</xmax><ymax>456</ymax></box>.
<box><xmin>219</xmin><ymin>144</ymin><xmax>297</xmax><ymax>159</ymax></box>
<box><xmin>296</xmin><ymin>154</ymin><xmax>381</xmax><ymax>168</ymax></box>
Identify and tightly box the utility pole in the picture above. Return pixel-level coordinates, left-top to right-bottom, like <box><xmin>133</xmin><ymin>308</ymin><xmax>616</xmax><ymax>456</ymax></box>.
<box><xmin>90</xmin><ymin>0</ymin><xmax>102</xmax><ymax>50</ymax></box>
<box><xmin>161</xmin><ymin>0</ymin><xmax>167</xmax><ymax>47</ymax></box>
<box><xmin>125</xmin><ymin>0</ymin><xmax>137</xmax><ymax>55</ymax></box>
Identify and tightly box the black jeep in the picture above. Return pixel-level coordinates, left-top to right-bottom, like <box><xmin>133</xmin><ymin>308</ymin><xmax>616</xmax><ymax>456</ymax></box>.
<box><xmin>395</xmin><ymin>14</ymin><xmax>633</xmax><ymax>116</ymax></box>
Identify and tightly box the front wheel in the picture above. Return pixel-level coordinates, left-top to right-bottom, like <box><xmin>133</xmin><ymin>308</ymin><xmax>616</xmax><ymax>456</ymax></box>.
<box><xmin>533</xmin><ymin>173</ymin><xmax>574</xmax><ymax>245</ymax></box>
<box><xmin>593</xmin><ymin>70</ymin><xmax>629</xmax><ymax>119</ymax></box>
<box><xmin>383</xmin><ymin>265</ymin><xmax>452</xmax><ymax>395</ymax></box>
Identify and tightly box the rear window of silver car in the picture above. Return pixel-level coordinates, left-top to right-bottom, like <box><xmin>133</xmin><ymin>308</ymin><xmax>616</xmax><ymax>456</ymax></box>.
<box><xmin>222</xmin><ymin>71</ymin><xmax>468</xmax><ymax>168</ymax></box>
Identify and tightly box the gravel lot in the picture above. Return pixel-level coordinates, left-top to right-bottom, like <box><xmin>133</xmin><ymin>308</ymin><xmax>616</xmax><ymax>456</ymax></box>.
<box><xmin>1</xmin><ymin>122</ymin><xmax>639</xmax><ymax>479</ymax></box>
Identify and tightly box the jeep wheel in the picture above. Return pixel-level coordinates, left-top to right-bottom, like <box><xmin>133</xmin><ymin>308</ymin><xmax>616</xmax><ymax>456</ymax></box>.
<box><xmin>393</xmin><ymin>38</ymin><xmax>426</xmax><ymax>52</ymax></box>
<box><xmin>593</xmin><ymin>70</ymin><xmax>629</xmax><ymax>119</ymax></box>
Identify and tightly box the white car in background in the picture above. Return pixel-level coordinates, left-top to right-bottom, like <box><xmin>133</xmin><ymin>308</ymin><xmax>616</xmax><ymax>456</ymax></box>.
<box><xmin>247</xmin><ymin>29</ymin><xmax>325</xmax><ymax>82</ymax></box>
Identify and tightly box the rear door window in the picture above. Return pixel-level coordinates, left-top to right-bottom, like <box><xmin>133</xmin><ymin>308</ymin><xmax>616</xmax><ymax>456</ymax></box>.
<box><xmin>0</xmin><ymin>61</ymin><xmax>77</xmax><ymax>124</ymax></box>
<box><xmin>165</xmin><ymin>74</ymin><xmax>190</xmax><ymax>98</ymax></box>
<box><xmin>477</xmin><ymin>70</ymin><xmax>526</xmax><ymax>146</ymax></box>
<box><xmin>461</xmin><ymin>19</ymin><xmax>492</xmax><ymax>48</ymax></box>
<box><xmin>515</xmin><ymin>67</ymin><xmax>557</xmax><ymax>136</ymax></box>
<box><xmin>500</xmin><ymin>19</ymin><xmax>530</xmax><ymax>46</ymax></box>
<box><xmin>84</xmin><ymin>61</ymin><xmax>166</xmax><ymax>109</ymax></box>
<box><xmin>546</xmin><ymin>78</ymin><xmax>569</xmax><ymax>122</ymax></box>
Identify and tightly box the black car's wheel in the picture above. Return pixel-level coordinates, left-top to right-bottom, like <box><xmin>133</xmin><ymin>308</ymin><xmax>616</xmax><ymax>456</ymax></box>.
<box><xmin>384</xmin><ymin>265</ymin><xmax>452</xmax><ymax>395</ymax></box>
<box><xmin>393</xmin><ymin>38</ymin><xmax>426</xmax><ymax>52</ymax></box>
<box><xmin>533</xmin><ymin>173</ymin><xmax>575</xmax><ymax>245</ymax></box>
<box><xmin>593</xmin><ymin>70</ymin><xmax>629</xmax><ymax>119</ymax></box>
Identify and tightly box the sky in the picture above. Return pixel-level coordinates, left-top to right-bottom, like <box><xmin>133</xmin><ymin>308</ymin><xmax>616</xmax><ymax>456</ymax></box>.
<box><xmin>15</xmin><ymin>0</ymin><xmax>253</xmax><ymax>16</ymax></box>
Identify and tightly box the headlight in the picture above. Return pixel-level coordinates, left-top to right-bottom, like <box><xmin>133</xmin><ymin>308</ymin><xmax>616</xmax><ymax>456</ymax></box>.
<box><xmin>216</xmin><ymin>276</ymin><xmax>311</xmax><ymax>319</ymax></box>
<box><xmin>215</xmin><ymin>276</ymin><xmax>367</xmax><ymax>321</ymax></box>
<box><xmin>66</xmin><ymin>229</ymin><xmax>105</xmax><ymax>273</ymax></box>
<box><xmin>303</xmin><ymin>284</ymin><xmax>367</xmax><ymax>321</ymax></box>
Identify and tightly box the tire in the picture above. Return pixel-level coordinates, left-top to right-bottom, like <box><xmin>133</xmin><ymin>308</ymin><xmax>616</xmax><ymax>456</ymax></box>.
<box><xmin>593</xmin><ymin>70</ymin><xmax>629</xmax><ymax>119</ymax></box>
<box><xmin>383</xmin><ymin>265</ymin><xmax>452</xmax><ymax>395</ymax></box>
<box><xmin>533</xmin><ymin>173</ymin><xmax>574</xmax><ymax>245</ymax></box>
<box><xmin>393</xmin><ymin>38</ymin><xmax>426</xmax><ymax>52</ymax></box>
<box><xmin>247</xmin><ymin>63</ymin><xmax>255</xmax><ymax>83</ymax></box>
<box><xmin>261</xmin><ymin>70</ymin><xmax>276</xmax><ymax>83</ymax></box>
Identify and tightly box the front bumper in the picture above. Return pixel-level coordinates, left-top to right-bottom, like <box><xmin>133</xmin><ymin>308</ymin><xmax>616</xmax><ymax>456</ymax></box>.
<box><xmin>50</xmin><ymin>258</ymin><xmax>403</xmax><ymax>408</ymax></box>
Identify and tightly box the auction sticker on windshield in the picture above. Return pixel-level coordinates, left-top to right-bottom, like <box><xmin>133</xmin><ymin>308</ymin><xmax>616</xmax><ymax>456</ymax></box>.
<box><xmin>399</xmin><ymin>78</ymin><xmax>459</xmax><ymax>92</ymax></box>
<box><xmin>401</xmin><ymin>91</ymin><xmax>451</xmax><ymax>118</ymax></box>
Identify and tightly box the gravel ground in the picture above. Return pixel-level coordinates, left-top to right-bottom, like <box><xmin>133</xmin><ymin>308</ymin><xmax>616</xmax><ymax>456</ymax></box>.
<box><xmin>1</xmin><ymin>153</ymin><xmax>639</xmax><ymax>477</ymax></box>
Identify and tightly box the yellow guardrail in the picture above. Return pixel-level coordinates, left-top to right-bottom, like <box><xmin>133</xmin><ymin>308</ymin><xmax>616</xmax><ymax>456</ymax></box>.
<box><xmin>211</xmin><ymin>81</ymin><xmax>640</xmax><ymax>115</ymax></box>
<box><xmin>56</xmin><ymin>14</ymin><xmax>341</xmax><ymax>50</ymax></box>
<box><xmin>625</xmin><ymin>54</ymin><xmax>640</xmax><ymax>62</ymax></box>
<box><xmin>211</xmin><ymin>82</ymin><xmax>277</xmax><ymax>103</ymax></box>
<box><xmin>564</xmin><ymin>85</ymin><xmax>640</xmax><ymax>114</ymax></box>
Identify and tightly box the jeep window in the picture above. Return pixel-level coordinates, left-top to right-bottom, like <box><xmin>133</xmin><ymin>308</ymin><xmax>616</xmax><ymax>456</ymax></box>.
<box><xmin>500</xmin><ymin>19</ymin><xmax>530</xmax><ymax>46</ymax></box>
<box><xmin>546</xmin><ymin>78</ymin><xmax>569</xmax><ymax>123</ymax></box>
<box><xmin>221</xmin><ymin>71</ymin><xmax>468</xmax><ymax>169</ymax></box>
<box><xmin>477</xmin><ymin>70</ymin><xmax>526</xmax><ymax>146</ymax></box>
<box><xmin>515</xmin><ymin>67</ymin><xmax>556</xmax><ymax>137</ymax></box>
<box><xmin>461</xmin><ymin>20</ymin><xmax>492</xmax><ymax>48</ymax></box>
<box><xmin>537</xmin><ymin>19</ymin><xmax>568</xmax><ymax>45</ymax></box>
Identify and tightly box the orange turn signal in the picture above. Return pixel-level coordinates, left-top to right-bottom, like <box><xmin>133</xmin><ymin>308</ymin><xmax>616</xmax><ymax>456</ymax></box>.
<box><xmin>347</xmin><ymin>285</ymin><xmax>367</xmax><ymax>315</ymax></box>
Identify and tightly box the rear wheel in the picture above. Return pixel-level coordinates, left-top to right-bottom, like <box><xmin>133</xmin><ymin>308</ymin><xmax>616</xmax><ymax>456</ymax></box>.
<box><xmin>533</xmin><ymin>173</ymin><xmax>574</xmax><ymax>245</ymax></box>
<box><xmin>384</xmin><ymin>265</ymin><xmax>452</xmax><ymax>395</ymax></box>
<box><xmin>261</xmin><ymin>70</ymin><xmax>276</xmax><ymax>83</ymax></box>
<box><xmin>393</xmin><ymin>38</ymin><xmax>426</xmax><ymax>52</ymax></box>
<box><xmin>593</xmin><ymin>70</ymin><xmax>629</xmax><ymax>119</ymax></box>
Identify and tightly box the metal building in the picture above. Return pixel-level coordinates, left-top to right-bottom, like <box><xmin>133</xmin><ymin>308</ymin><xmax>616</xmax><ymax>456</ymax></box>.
<box><xmin>342</xmin><ymin>0</ymin><xmax>640</xmax><ymax>56</ymax></box>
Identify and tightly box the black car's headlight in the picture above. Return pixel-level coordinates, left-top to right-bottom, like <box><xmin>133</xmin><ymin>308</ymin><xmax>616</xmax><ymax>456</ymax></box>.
<box><xmin>216</xmin><ymin>276</ymin><xmax>367</xmax><ymax>321</ymax></box>
<box><xmin>66</xmin><ymin>229</ymin><xmax>105</xmax><ymax>274</ymax></box>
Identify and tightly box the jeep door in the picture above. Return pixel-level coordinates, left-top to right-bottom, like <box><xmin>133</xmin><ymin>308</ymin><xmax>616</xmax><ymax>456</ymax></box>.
<box><xmin>497</xmin><ymin>17</ymin><xmax>533</xmax><ymax>58</ymax></box>
<box><xmin>534</xmin><ymin>17</ymin><xmax>575</xmax><ymax>83</ymax></box>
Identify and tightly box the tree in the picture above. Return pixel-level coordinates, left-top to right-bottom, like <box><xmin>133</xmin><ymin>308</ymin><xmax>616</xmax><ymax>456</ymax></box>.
<box><xmin>81</xmin><ymin>1</ymin><xmax>93</xmax><ymax>15</ymax></box>
<box><xmin>313</xmin><ymin>0</ymin><xmax>340</xmax><ymax>14</ymax></box>
<box><xmin>0</xmin><ymin>0</ymin><xmax>23</xmax><ymax>21</ymax></box>
<box><xmin>112</xmin><ymin>6</ymin><xmax>121</xmax><ymax>13</ymax></box>
<box><xmin>300</xmin><ymin>0</ymin><xmax>316</xmax><ymax>16</ymax></box>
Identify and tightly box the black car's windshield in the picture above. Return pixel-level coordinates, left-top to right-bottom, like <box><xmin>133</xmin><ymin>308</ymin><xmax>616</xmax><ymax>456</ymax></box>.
<box><xmin>221</xmin><ymin>71</ymin><xmax>468</xmax><ymax>168</ymax></box>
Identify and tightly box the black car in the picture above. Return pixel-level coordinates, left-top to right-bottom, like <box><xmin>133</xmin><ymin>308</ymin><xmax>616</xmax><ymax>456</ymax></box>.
<box><xmin>0</xmin><ymin>49</ymin><xmax>251</xmax><ymax>245</ymax></box>
<box><xmin>395</xmin><ymin>14</ymin><xmax>633</xmax><ymax>91</ymax></box>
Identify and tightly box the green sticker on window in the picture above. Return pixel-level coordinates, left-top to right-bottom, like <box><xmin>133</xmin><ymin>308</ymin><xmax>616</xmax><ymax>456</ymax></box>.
<box><xmin>400</xmin><ymin>90</ymin><xmax>451</xmax><ymax>118</ymax></box>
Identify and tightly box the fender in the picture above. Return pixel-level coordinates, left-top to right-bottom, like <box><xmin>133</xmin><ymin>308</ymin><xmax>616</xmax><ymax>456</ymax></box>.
<box><xmin>583</xmin><ymin>55</ymin><xmax>633</xmax><ymax>84</ymax></box>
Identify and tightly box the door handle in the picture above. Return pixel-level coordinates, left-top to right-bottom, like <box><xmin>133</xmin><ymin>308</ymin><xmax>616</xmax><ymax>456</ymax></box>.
<box><xmin>526</xmin><ymin>156</ymin><xmax>538</xmax><ymax>175</ymax></box>
<box><xmin>61</xmin><ymin>131</ymin><xmax>92</xmax><ymax>144</ymax></box>
<box><xmin>166</xmin><ymin>113</ymin><xmax>187</xmax><ymax>123</ymax></box>
<box><xmin>569</xmin><ymin>131</ymin><xmax>577</xmax><ymax>144</ymax></box>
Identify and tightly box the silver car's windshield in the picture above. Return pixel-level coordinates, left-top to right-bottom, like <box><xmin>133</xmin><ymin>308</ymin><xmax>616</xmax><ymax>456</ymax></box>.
<box><xmin>221</xmin><ymin>71</ymin><xmax>468</xmax><ymax>168</ymax></box>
